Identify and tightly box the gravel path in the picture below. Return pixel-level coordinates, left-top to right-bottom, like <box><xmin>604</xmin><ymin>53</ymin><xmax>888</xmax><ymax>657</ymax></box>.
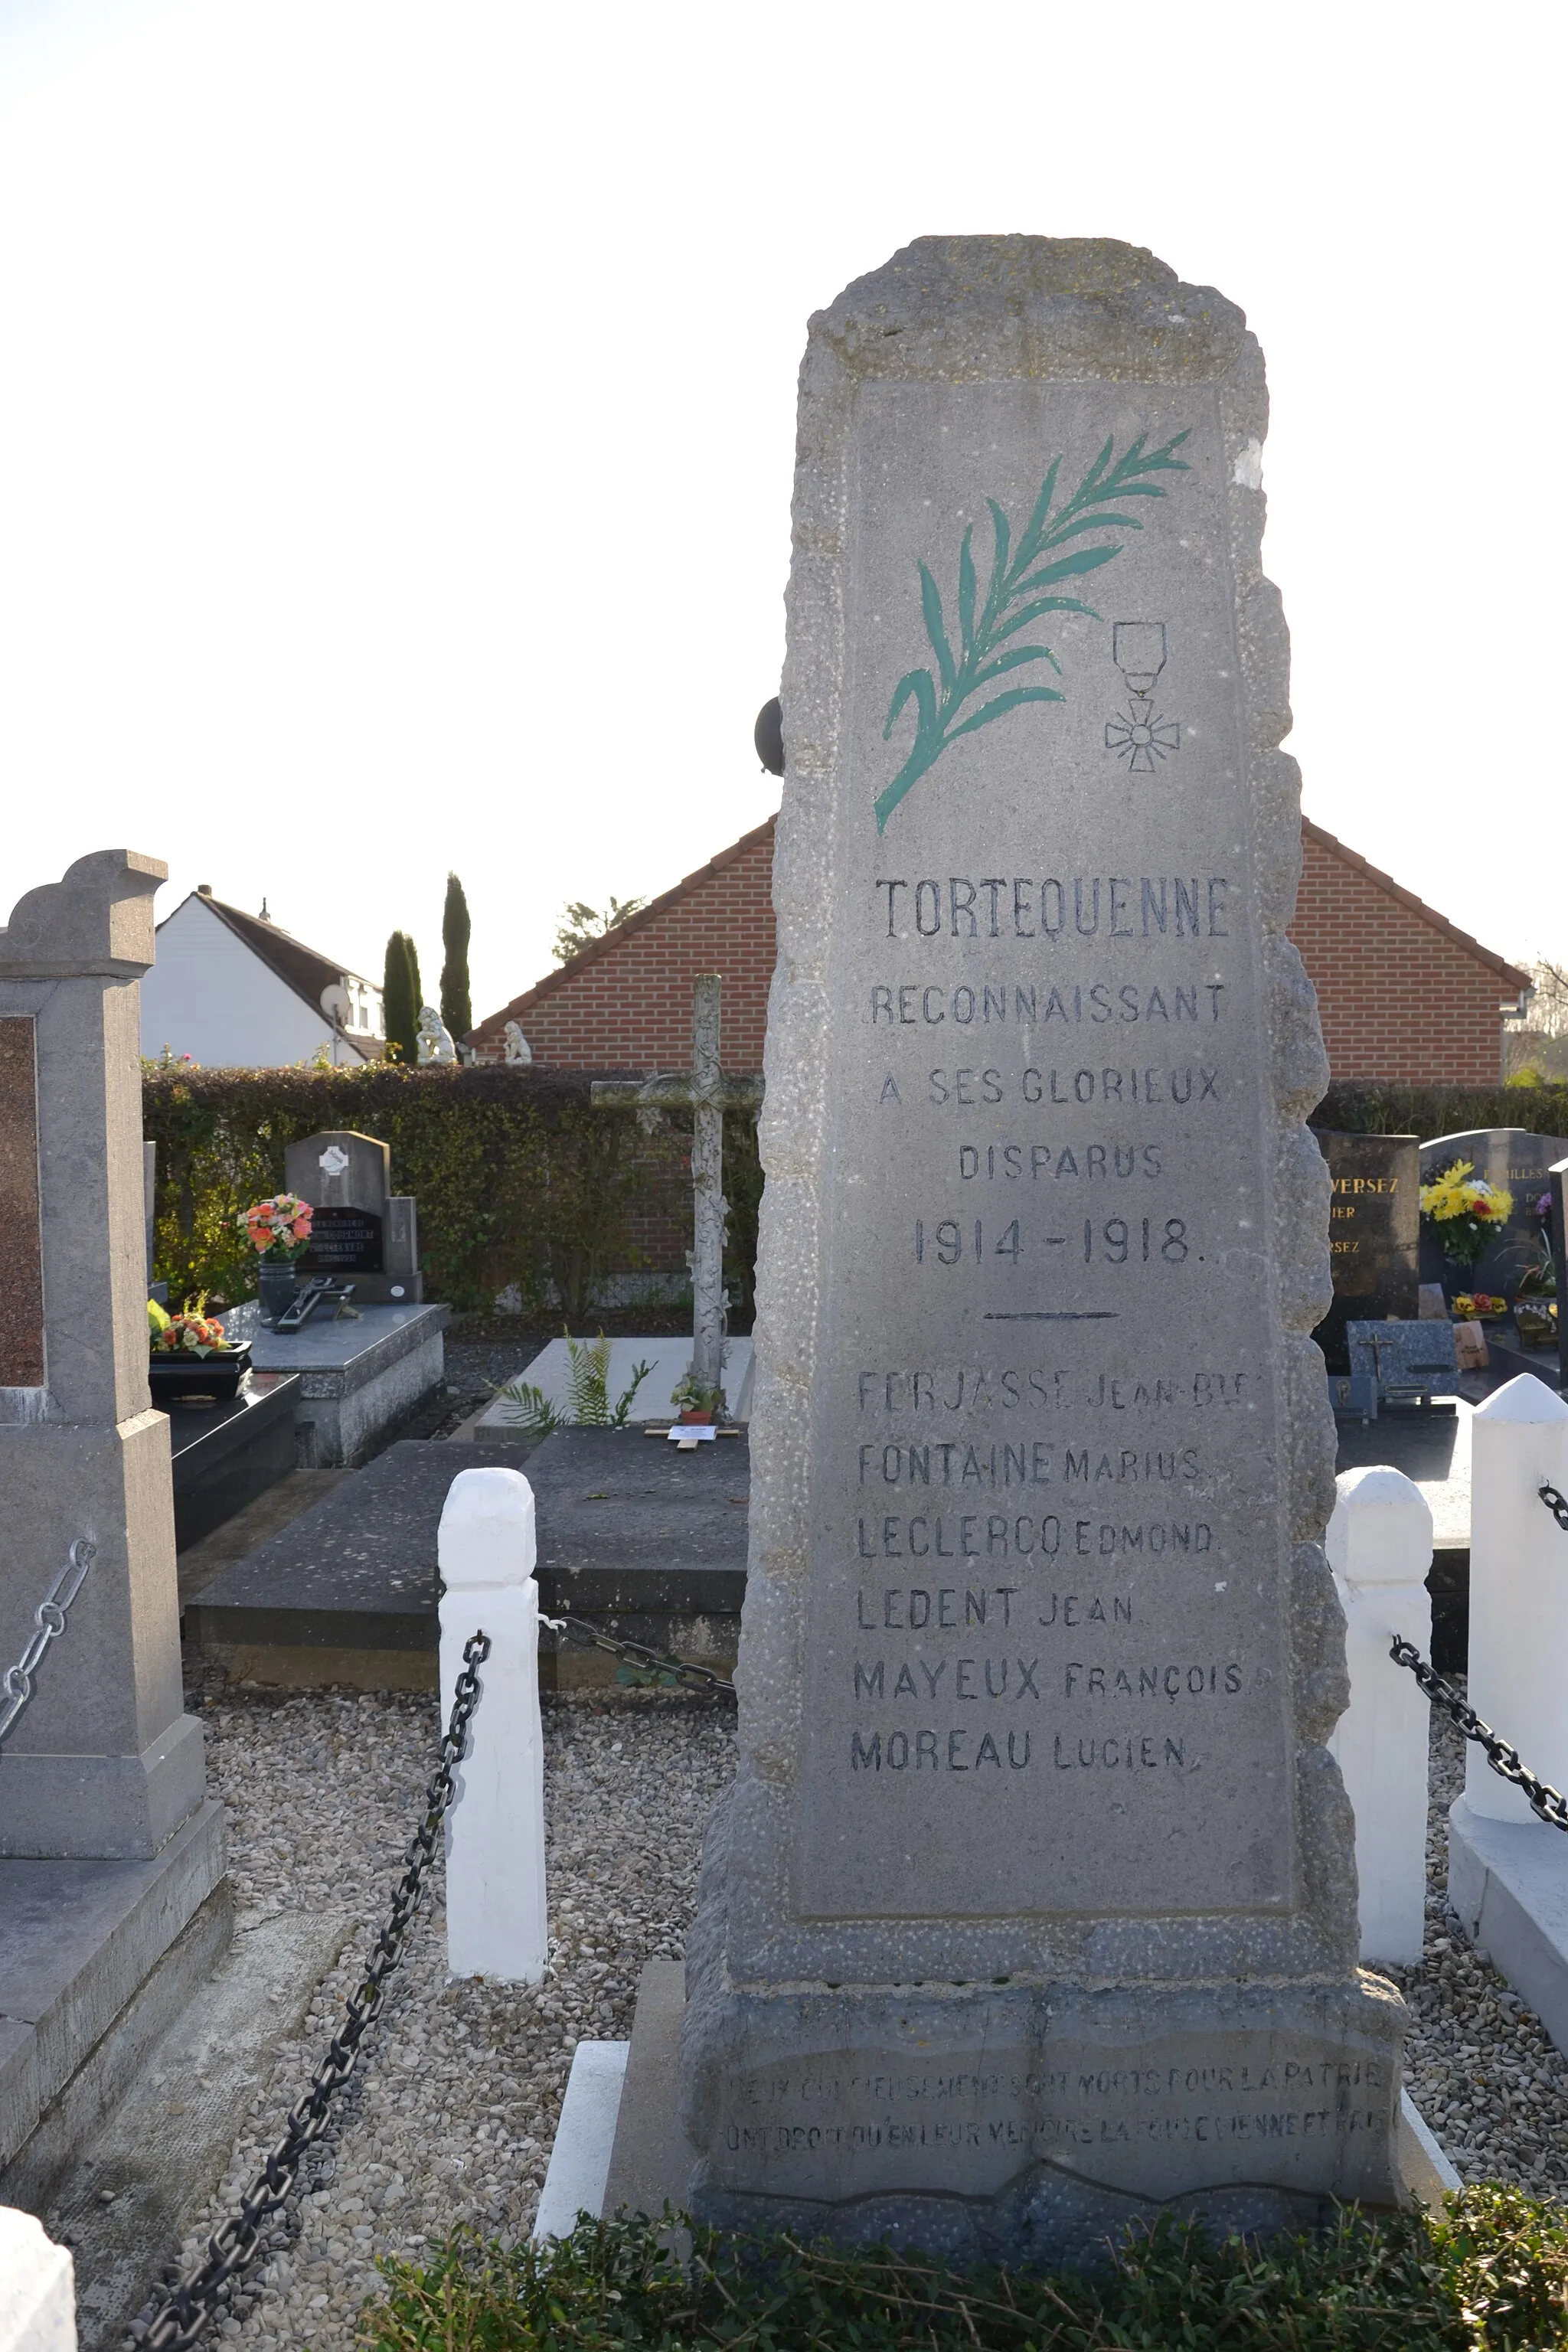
<box><xmin>127</xmin><ymin>1686</ymin><xmax>735</xmax><ymax>2350</ymax></box>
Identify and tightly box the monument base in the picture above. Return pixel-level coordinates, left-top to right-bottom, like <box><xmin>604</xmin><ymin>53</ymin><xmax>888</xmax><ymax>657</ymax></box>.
<box><xmin>600</xmin><ymin>1967</ymin><xmax>1450</xmax><ymax>2241</ymax></box>
<box><xmin>678</xmin><ymin>1825</ymin><xmax>1406</xmax><ymax>2265</ymax></box>
<box><xmin>242</xmin><ymin>1302</ymin><xmax>449</xmax><ymax>1466</ymax></box>
<box><xmin>0</xmin><ymin>1802</ymin><xmax>227</xmax><ymax>2180</ymax></box>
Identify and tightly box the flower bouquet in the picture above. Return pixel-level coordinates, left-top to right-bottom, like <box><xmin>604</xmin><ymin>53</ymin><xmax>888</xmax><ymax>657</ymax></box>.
<box><xmin>237</xmin><ymin>1192</ymin><xmax>315</xmax><ymax>1324</ymax></box>
<box><xmin>1515</xmin><ymin>1191</ymin><xmax>1559</xmax><ymax>1301</ymax></box>
<box><xmin>1419</xmin><ymin>1160</ymin><xmax>1513</xmax><ymax>1275</ymax></box>
<box><xmin>237</xmin><ymin>1193</ymin><xmax>315</xmax><ymax>1259</ymax></box>
<box><xmin>1450</xmin><ymin>1292</ymin><xmax>1508</xmax><ymax>1320</ymax></box>
<box><xmin>148</xmin><ymin>1294</ymin><xmax>250</xmax><ymax>1403</ymax></box>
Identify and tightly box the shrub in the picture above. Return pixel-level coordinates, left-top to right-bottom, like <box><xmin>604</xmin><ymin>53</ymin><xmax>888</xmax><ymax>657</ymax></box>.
<box><xmin>357</xmin><ymin>2191</ymin><xmax>1568</xmax><ymax>2350</ymax></box>
<box><xmin>1314</xmin><ymin>1082</ymin><xmax>1568</xmax><ymax>1141</ymax></box>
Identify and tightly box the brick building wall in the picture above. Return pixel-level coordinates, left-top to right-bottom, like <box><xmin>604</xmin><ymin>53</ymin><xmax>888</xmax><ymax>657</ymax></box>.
<box><xmin>1287</xmin><ymin>821</ymin><xmax>1527</xmax><ymax>1086</ymax></box>
<box><xmin>472</xmin><ymin>820</ymin><xmax>777</xmax><ymax>1070</ymax></box>
<box><xmin>474</xmin><ymin>812</ymin><xmax>1529</xmax><ymax>1089</ymax></box>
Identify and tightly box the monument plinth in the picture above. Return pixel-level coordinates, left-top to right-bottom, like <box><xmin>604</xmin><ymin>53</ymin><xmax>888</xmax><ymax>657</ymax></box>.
<box><xmin>680</xmin><ymin>237</ymin><xmax>1404</xmax><ymax>2259</ymax></box>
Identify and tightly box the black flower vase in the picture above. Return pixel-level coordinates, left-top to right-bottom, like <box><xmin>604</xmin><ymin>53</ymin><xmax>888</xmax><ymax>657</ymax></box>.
<box><xmin>258</xmin><ymin>1258</ymin><xmax>299</xmax><ymax>1326</ymax></box>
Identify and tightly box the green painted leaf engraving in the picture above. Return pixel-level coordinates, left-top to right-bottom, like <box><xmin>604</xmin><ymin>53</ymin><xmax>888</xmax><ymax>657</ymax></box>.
<box><xmin>875</xmin><ymin>429</ymin><xmax>1190</xmax><ymax>831</ymax></box>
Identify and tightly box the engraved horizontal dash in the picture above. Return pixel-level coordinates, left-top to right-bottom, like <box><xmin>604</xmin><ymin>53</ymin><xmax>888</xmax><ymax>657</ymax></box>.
<box><xmin>982</xmin><ymin>1311</ymin><xmax>1120</xmax><ymax>1321</ymax></box>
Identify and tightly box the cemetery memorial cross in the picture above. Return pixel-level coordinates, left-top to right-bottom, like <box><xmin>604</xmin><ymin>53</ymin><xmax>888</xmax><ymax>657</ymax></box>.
<box><xmin>592</xmin><ymin>976</ymin><xmax>763</xmax><ymax>1399</ymax></box>
<box><xmin>678</xmin><ymin>238</ymin><xmax>1403</xmax><ymax>2262</ymax></box>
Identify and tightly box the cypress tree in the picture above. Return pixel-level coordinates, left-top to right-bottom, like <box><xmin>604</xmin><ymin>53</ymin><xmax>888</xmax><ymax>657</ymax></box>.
<box><xmin>439</xmin><ymin>872</ymin><xmax>472</xmax><ymax>1041</ymax></box>
<box><xmin>381</xmin><ymin>930</ymin><xmax>420</xmax><ymax>1064</ymax></box>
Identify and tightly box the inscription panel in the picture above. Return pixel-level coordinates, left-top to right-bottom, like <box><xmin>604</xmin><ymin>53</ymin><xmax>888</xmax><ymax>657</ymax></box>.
<box><xmin>302</xmin><ymin>1203</ymin><xmax>384</xmax><ymax>1273</ymax></box>
<box><xmin>712</xmin><ymin>2001</ymin><xmax>1397</xmax><ymax>2207</ymax></box>
<box><xmin>0</xmin><ymin>1018</ymin><xmax>45</xmax><ymax>1387</ymax></box>
<box><xmin>794</xmin><ymin>383</ymin><xmax>1290</xmax><ymax>1921</ymax></box>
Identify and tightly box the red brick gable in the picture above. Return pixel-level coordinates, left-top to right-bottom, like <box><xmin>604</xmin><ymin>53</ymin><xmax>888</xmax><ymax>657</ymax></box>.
<box><xmin>1288</xmin><ymin>820</ymin><xmax>1528</xmax><ymax>1086</ymax></box>
<box><xmin>470</xmin><ymin>818</ymin><xmax>778</xmax><ymax>1069</ymax></box>
<box><xmin>473</xmin><ymin>812</ymin><xmax>1529</xmax><ymax>1087</ymax></box>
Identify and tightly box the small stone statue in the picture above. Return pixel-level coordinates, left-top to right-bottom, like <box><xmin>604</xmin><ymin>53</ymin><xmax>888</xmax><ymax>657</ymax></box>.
<box><xmin>416</xmin><ymin>1004</ymin><xmax>458</xmax><ymax>1065</ymax></box>
<box><xmin>503</xmin><ymin>1021</ymin><xmax>533</xmax><ymax>1065</ymax></box>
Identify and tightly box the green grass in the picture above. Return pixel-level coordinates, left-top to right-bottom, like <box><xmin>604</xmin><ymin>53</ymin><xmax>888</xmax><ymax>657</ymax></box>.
<box><xmin>356</xmin><ymin>2190</ymin><xmax>1568</xmax><ymax>2350</ymax></box>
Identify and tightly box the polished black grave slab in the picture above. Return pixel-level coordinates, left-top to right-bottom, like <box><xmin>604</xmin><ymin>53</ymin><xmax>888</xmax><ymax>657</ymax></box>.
<box><xmin>184</xmin><ymin>1427</ymin><xmax>750</xmax><ymax>1662</ymax></box>
<box><xmin>158</xmin><ymin>1371</ymin><xmax>301</xmax><ymax>1551</ymax></box>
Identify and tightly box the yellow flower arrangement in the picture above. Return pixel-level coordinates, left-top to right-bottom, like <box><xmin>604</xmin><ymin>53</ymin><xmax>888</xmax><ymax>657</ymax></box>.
<box><xmin>1419</xmin><ymin>1159</ymin><xmax>1514</xmax><ymax>1272</ymax></box>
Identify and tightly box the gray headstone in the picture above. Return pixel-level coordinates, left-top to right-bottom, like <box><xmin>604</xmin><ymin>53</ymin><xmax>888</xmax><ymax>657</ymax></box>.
<box><xmin>285</xmin><ymin>1129</ymin><xmax>390</xmax><ymax>1273</ymax></box>
<box><xmin>280</xmin><ymin>1129</ymin><xmax>424</xmax><ymax>1302</ymax></box>
<box><xmin>681</xmin><ymin>237</ymin><xmax>1401</xmax><ymax>2257</ymax></box>
<box><xmin>1419</xmin><ymin>1129</ymin><xmax>1567</xmax><ymax>1299</ymax></box>
<box><xmin>1312</xmin><ymin>1132</ymin><xmax>1419</xmax><ymax>1371</ymax></box>
<box><xmin>1346</xmin><ymin>1318</ymin><xmax>1459</xmax><ymax>1400</ymax></box>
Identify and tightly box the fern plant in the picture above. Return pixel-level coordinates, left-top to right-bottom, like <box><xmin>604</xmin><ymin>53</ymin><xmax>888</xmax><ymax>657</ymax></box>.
<box><xmin>875</xmin><ymin>430</ymin><xmax>1191</xmax><ymax>832</ymax></box>
<box><xmin>490</xmin><ymin>1331</ymin><xmax>653</xmax><ymax>1432</ymax></box>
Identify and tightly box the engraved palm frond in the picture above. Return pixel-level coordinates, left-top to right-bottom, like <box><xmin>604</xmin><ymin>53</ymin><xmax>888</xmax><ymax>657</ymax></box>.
<box><xmin>875</xmin><ymin>431</ymin><xmax>1191</xmax><ymax>832</ymax></box>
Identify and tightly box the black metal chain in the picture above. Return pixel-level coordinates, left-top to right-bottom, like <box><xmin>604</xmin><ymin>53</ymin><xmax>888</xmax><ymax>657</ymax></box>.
<box><xmin>130</xmin><ymin>1629</ymin><xmax>492</xmax><ymax>2352</ymax></box>
<box><xmin>1541</xmin><ymin>1485</ymin><xmax>1568</xmax><ymax>1534</ymax></box>
<box><xmin>543</xmin><ymin>1611</ymin><xmax>735</xmax><ymax>1694</ymax></box>
<box><xmin>0</xmin><ymin>1537</ymin><xmax>96</xmax><ymax>1750</ymax></box>
<box><xmin>1389</xmin><ymin>1635</ymin><xmax>1568</xmax><ymax>1834</ymax></box>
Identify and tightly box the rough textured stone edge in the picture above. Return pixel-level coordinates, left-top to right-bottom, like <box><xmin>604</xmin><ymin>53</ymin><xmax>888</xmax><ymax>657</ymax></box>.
<box><xmin>0</xmin><ymin>1883</ymin><xmax>234</xmax><ymax>2213</ymax></box>
<box><xmin>0</xmin><ymin>1802</ymin><xmax>227</xmax><ymax>2171</ymax></box>
<box><xmin>719</xmin><ymin>236</ymin><xmax>1370</xmax><ymax>1992</ymax></box>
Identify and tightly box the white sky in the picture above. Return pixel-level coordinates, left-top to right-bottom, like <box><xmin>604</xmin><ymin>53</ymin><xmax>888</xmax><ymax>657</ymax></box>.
<box><xmin>0</xmin><ymin>0</ymin><xmax>1561</xmax><ymax>1026</ymax></box>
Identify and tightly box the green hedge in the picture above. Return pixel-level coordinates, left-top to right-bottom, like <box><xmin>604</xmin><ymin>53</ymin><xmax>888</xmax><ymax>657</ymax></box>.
<box><xmin>142</xmin><ymin>1064</ymin><xmax>757</xmax><ymax>1320</ymax></box>
<box><xmin>147</xmin><ymin>1063</ymin><xmax>1558</xmax><ymax>1323</ymax></box>
<box><xmin>1314</xmin><ymin>1081</ymin><xmax>1568</xmax><ymax>1140</ymax></box>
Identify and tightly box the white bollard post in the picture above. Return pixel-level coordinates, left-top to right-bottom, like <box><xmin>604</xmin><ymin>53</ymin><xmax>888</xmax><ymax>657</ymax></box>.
<box><xmin>0</xmin><ymin>2207</ymin><xmax>77</xmax><ymax>2352</ymax></box>
<box><xmin>438</xmin><ymin>1467</ymin><xmax>547</xmax><ymax>1982</ymax></box>
<box><xmin>1465</xmin><ymin>1374</ymin><xmax>1568</xmax><ymax>1825</ymax></box>
<box><xmin>1326</xmin><ymin>1466</ymin><xmax>1434</xmax><ymax>1965</ymax></box>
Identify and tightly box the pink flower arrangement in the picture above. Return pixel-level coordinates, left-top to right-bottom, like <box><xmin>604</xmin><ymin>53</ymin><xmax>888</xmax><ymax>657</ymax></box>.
<box><xmin>237</xmin><ymin>1192</ymin><xmax>315</xmax><ymax>1261</ymax></box>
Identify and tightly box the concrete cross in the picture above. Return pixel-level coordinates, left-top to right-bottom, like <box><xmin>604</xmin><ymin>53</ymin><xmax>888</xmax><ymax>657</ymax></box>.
<box><xmin>591</xmin><ymin>975</ymin><xmax>763</xmax><ymax>1400</ymax></box>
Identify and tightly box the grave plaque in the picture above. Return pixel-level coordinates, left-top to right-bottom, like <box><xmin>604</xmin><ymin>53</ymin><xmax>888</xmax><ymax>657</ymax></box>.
<box><xmin>1419</xmin><ymin>1127</ymin><xmax>1568</xmax><ymax>1299</ymax></box>
<box><xmin>304</xmin><ymin>1204</ymin><xmax>384</xmax><ymax>1272</ymax></box>
<box><xmin>1312</xmin><ymin>1132</ymin><xmax>1419</xmax><ymax>1372</ymax></box>
<box><xmin>283</xmin><ymin>1128</ymin><xmax>423</xmax><ymax>1303</ymax></box>
<box><xmin>681</xmin><ymin>239</ymin><xmax>1402</xmax><ymax>2258</ymax></box>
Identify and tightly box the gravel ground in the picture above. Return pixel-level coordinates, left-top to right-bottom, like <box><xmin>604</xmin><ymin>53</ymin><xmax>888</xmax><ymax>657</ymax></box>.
<box><xmin>126</xmin><ymin>1685</ymin><xmax>735</xmax><ymax>2350</ymax></box>
<box><xmin>125</xmin><ymin>1656</ymin><xmax>1568</xmax><ymax>2347</ymax></box>
<box><xmin>1389</xmin><ymin>1687</ymin><xmax>1568</xmax><ymax>2197</ymax></box>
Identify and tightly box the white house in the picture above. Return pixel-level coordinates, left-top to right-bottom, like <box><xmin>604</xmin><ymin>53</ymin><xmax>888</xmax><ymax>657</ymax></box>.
<box><xmin>139</xmin><ymin>887</ymin><xmax>384</xmax><ymax>1067</ymax></box>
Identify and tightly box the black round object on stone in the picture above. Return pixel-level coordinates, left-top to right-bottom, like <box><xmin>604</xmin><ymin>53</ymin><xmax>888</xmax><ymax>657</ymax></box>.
<box><xmin>754</xmin><ymin>697</ymin><xmax>784</xmax><ymax>776</ymax></box>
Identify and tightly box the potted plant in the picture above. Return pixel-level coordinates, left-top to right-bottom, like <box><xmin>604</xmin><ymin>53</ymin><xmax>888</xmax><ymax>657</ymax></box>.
<box><xmin>1418</xmin><ymin>1159</ymin><xmax>1513</xmax><ymax>1285</ymax></box>
<box><xmin>669</xmin><ymin>1371</ymin><xmax>726</xmax><ymax>1426</ymax></box>
<box><xmin>235</xmin><ymin>1191</ymin><xmax>315</xmax><ymax>1324</ymax></box>
<box><xmin>148</xmin><ymin>1295</ymin><xmax>251</xmax><ymax>1403</ymax></box>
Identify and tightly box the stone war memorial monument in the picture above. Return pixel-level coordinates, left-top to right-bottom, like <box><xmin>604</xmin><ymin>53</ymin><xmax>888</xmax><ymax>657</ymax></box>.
<box><xmin>680</xmin><ymin>238</ymin><xmax>1404</xmax><ymax>2258</ymax></box>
